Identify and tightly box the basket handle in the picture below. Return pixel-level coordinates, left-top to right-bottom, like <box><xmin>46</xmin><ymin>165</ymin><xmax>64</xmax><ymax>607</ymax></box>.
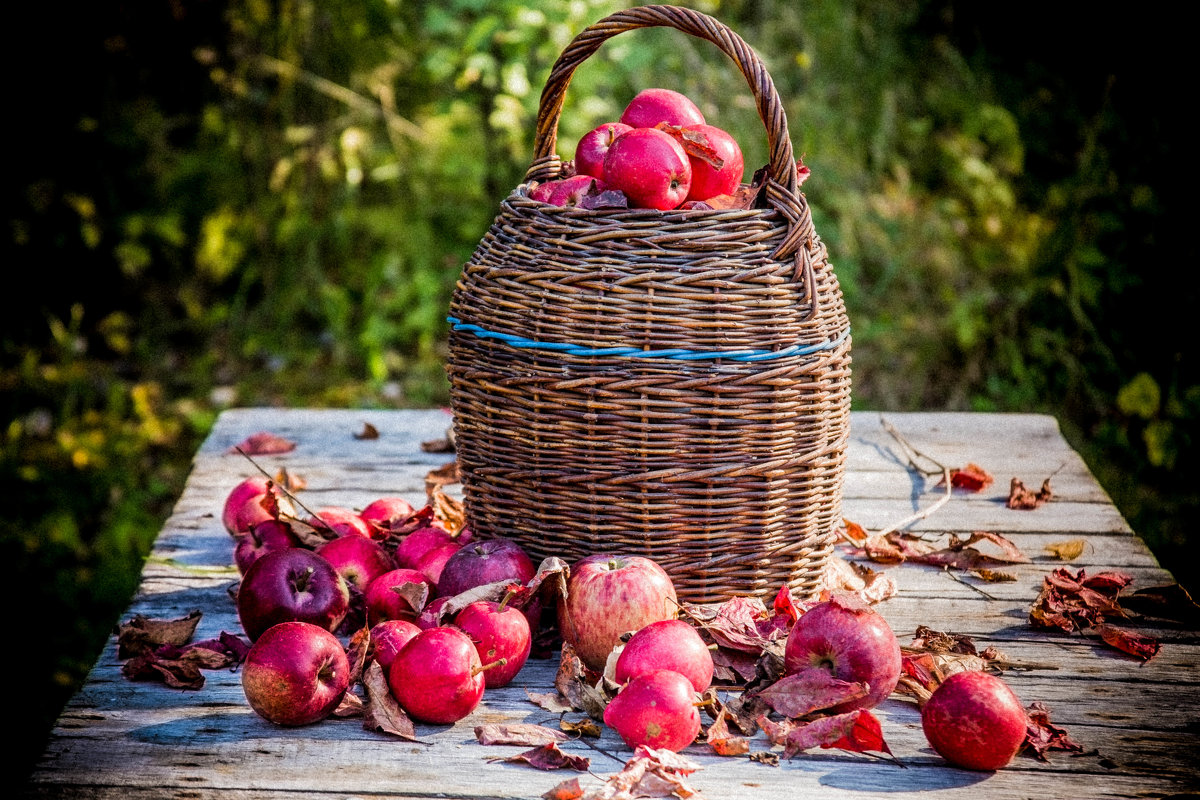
<box><xmin>525</xmin><ymin>4</ymin><xmax>815</xmax><ymax>263</ymax></box>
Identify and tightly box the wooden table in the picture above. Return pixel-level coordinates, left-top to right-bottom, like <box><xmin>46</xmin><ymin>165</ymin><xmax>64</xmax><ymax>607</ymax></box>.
<box><xmin>23</xmin><ymin>409</ymin><xmax>1200</xmax><ymax>799</ymax></box>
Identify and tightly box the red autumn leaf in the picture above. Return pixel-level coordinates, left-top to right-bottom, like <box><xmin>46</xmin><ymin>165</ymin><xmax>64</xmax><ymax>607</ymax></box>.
<box><xmin>757</xmin><ymin>710</ymin><xmax>891</xmax><ymax>758</ymax></box>
<box><xmin>1023</xmin><ymin>701</ymin><xmax>1084</xmax><ymax>761</ymax></box>
<box><xmin>684</xmin><ymin>595</ymin><xmax>779</xmax><ymax>653</ymax></box>
<box><xmin>474</xmin><ymin>723</ymin><xmax>569</xmax><ymax>747</ymax></box>
<box><xmin>908</xmin><ymin>531</ymin><xmax>1030</xmax><ymax>571</ymax></box>
<box><xmin>839</xmin><ymin>518</ymin><xmax>870</xmax><ymax>545</ymax></box>
<box><xmin>772</xmin><ymin>584</ymin><xmax>803</xmax><ymax>626</ymax></box>
<box><xmin>824</xmin><ymin>708</ymin><xmax>893</xmax><ymax>755</ymax></box>
<box><xmin>943</xmin><ymin>462</ymin><xmax>994</xmax><ymax>491</ymax></box>
<box><xmin>492</xmin><ymin>743</ymin><xmax>590</xmax><ymax>772</ymax></box>
<box><xmin>705</xmin><ymin>709</ymin><xmax>751</xmax><ymax>756</ymax></box>
<box><xmin>654</xmin><ymin>122</ymin><xmax>724</xmax><ymax>168</ymax></box>
<box><xmin>230</xmin><ymin>431</ymin><xmax>296</xmax><ymax>455</ymax></box>
<box><xmin>753</xmin><ymin>667</ymin><xmax>870</xmax><ymax>719</ymax></box>
<box><xmin>1096</xmin><ymin>624</ymin><xmax>1161</xmax><ymax>661</ymax></box>
<box><xmin>796</xmin><ymin>159</ymin><xmax>812</xmax><ymax>186</ymax></box>
<box><xmin>542</xmin><ymin>778</ymin><xmax>584</xmax><ymax>800</ymax></box>
<box><xmin>1030</xmin><ymin>567</ymin><xmax>1133</xmax><ymax>633</ymax></box>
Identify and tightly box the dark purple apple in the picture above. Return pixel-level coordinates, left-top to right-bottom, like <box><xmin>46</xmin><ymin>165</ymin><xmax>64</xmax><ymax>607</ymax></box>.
<box><xmin>241</xmin><ymin>620</ymin><xmax>350</xmax><ymax>726</ymax></box>
<box><xmin>436</xmin><ymin>537</ymin><xmax>536</xmax><ymax>599</ymax></box>
<box><xmin>363</xmin><ymin>567</ymin><xmax>434</xmax><ymax>626</ymax></box>
<box><xmin>782</xmin><ymin>593</ymin><xmax>902</xmax><ymax>712</ymax></box>
<box><xmin>558</xmin><ymin>553</ymin><xmax>678</xmax><ymax>672</ymax></box>
<box><xmin>387</xmin><ymin>626</ymin><xmax>486</xmax><ymax>725</ymax></box>
<box><xmin>236</xmin><ymin>547</ymin><xmax>350</xmax><ymax>641</ymax></box>
<box><xmin>614</xmin><ymin>618</ymin><xmax>714</xmax><ymax>692</ymax></box>
<box><xmin>602</xmin><ymin>668</ymin><xmax>701</xmax><ymax>752</ymax></box>
<box><xmin>412</xmin><ymin>540</ymin><xmax>464</xmax><ymax>587</ymax></box>
<box><xmin>233</xmin><ymin>519</ymin><xmax>301</xmax><ymax>576</ymax></box>
<box><xmin>316</xmin><ymin>534</ymin><xmax>396</xmax><ymax>592</ymax></box>
<box><xmin>369</xmin><ymin>618</ymin><xmax>422</xmax><ymax>673</ymax></box>
<box><xmin>454</xmin><ymin>599</ymin><xmax>531</xmax><ymax>689</ymax></box>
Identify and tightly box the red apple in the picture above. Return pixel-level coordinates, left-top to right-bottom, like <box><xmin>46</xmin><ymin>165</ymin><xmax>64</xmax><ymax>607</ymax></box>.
<box><xmin>529</xmin><ymin>180</ymin><xmax>560</xmax><ymax>202</ymax></box>
<box><xmin>233</xmin><ymin>519</ymin><xmax>301</xmax><ymax>575</ymax></box>
<box><xmin>241</xmin><ymin>620</ymin><xmax>351</xmax><ymax>726</ymax></box>
<box><xmin>305</xmin><ymin>506</ymin><xmax>373</xmax><ymax>538</ymax></box>
<box><xmin>574</xmin><ymin>122</ymin><xmax>633</xmax><ymax>179</ymax></box>
<box><xmin>437</xmin><ymin>537</ymin><xmax>536</xmax><ymax>599</ymax></box>
<box><xmin>603</xmin><ymin>669</ymin><xmax>701</xmax><ymax>752</ymax></box>
<box><xmin>236</xmin><ymin>547</ymin><xmax>351</xmax><ymax>641</ymax></box>
<box><xmin>614</xmin><ymin>618</ymin><xmax>714</xmax><ymax>693</ymax></box>
<box><xmin>547</xmin><ymin>174</ymin><xmax>608</xmax><ymax>208</ymax></box>
<box><xmin>394</xmin><ymin>525</ymin><xmax>455</xmax><ymax>570</ymax></box>
<box><xmin>388</xmin><ymin>626</ymin><xmax>486</xmax><ymax>725</ymax></box>
<box><xmin>359</xmin><ymin>496</ymin><xmax>417</xmax><ymax>538</ymax></box>
<box><xmin>364</xmin><ymin>567</ymin><xmax>434</xmax><ymax>626</ymax></box>
<box><xmin>619</xmin><ymin>87</ymin><xmax>705</xmax><ymax>129</ymax></box>
<box><xmin>921</xmin><ymin>670</ymin><xmax>1029</xmax><ymax>771</ymax></box>
<box><xmin>223</xmin><ymin>476</ymin><xmax>295</xmax><ymax>535</ymax></box>
<box><xmin>603</xmin><ymin>128</ymin><xmax>692</xmax><ymax>210</ymax></box>
<box><xmin>558</xmin><ymin>553</ymin><xmax>678</xmax><ymax>672</ymax></box>
<box><xmin>316</xmin><ymin>533</ymin><xmax>396</xmax><ymax>592</ymax></box>
<box><xmin>682</xmin><ymin>123</ymin><xmax>744</xmax><ymax>201</ymax></box>
<box><xmin>223</xmin><ymin>476</ymin><xmax>271</xmax><ymax>533</ymax></box>
<box><xmin>412</xmin><ymin>540</ymin><xmax>464</xmax><ymax>587</ymax></box>
<box><xmin>454</xmin><ymin>599</ymin><xmax>532</xmax><ymax>689</ymax></box>
<box><xmin>782</xmin><ymin>593</ymin><xmax>901</xmax><ymax>712</ymax></box>
<box><xmin>369</xmin><ymin>618</ymin><xmax>422</xmax><ymax>673</ymax></box>
<box><xmin>416</xmin><ymin>595</ymin><xmax>454</xmax><ymax>629</ymax></box>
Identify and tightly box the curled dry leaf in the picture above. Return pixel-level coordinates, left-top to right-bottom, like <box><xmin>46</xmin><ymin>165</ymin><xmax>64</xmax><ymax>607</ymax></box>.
<box><xmin>560</xmin><ymin>718</ymin><xmax>602</xmax><ymax>738</ymax></box>
<box><xmin>1045</xmin><ymin>539</ymin><xmax>1088</xmax><ymax>561</ymax></box>
<box><xmin>272</xmin><ymin>466</ymin><xmax>307</xmax><ymax>492</ymax></box>
<box><xmin>118</xmin><ymin>611</ymin><xmax>203</xmax><ymax>659</ymax></box>
<box><xmin>972</xmin><ymin>568</ymin><xmax>1018</xmax><ymax>582</ymax></box>
<box><xmin>704</xmin><ymin>709</ymin><xmax>750</xmax><ymax>756</ymax></box>
<box><xmin>475</xmin><ymin>723</ymin><xmax>569</xmax><ymax>747</ymax></box>
<box><xmin>230</xmin><ymin>431</ymin><xmax>296</xmax><ymax>455</ymax></box>
<box><xmin>489</xmin><ymin>743</ymin><xmax>590</xmax><ymax>772</ymax></box>
<box><xmin>1119</xmin><ymin>582</ymin><xmax>1200</xmax><ymax>627</ymax></box>
<box><xmin>332</xmin><ymin>690</ymin><xmax>364</xmax><ymax>718</ymax></box>
<box><xmin>1008</xmin><ymin>476</ymin><xmax>1054</xmax><ymax>509</ymax></box>
<box><xmin>526</xmin><ymin>689</ymin><xmax>575</xmax><ymax>714</ymax></box>
<box><xmin>543</xmin><ymin>778</ymin><xmax>585</xmax><ymax>800</ymax></box>
<box><xmin>1023</xmin><ymin>701</ymin><xmax>1084</xmax><ymax>761</ymax></box>
<box><xmin>940</xmin><ymin>462</ymin><xmax>995</xmax><ymax>492</ymax></box>
<box><xmin>753</xmin><ymin>667</ymin><xmax>870</xmax><ymax>719</ymax></box>
<box><xmin>757</xmin><ymin>710</ymin><xmax>892</xmax><ymax>758</ymax></box>
<box><xmin>353</xmin><ymin>422</ymin><xmax>380</xmax><ymax>440</ymax></box>
<box><xmin>361</xmin><ymin>661</ymin><xmax>420</xmax><ymax>742</ymax></box>
<box><xmin>580</xmin><ymin>747</ymin><xmax>703</xmax><ymax>800</ymax></box>
<box><xmin>1096</xmin><ymin>624</ymin><xmax>1162</xmax><ymax>661</ymax></box>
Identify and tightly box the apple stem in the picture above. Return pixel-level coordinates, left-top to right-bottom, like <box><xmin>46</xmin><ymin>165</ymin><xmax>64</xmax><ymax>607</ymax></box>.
<box><xmin>497</xmin><ymin>588</ymin><xmax>517</xmax><ymax>613</ymax></box>
<box><xmin>472</xmin><ymin>658</ymin><xmax>508</xmax><ymax>676</ymax></box>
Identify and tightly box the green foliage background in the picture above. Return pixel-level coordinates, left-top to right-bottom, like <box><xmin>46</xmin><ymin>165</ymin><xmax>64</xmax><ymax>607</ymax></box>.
<box><xmin>4</xmin><ymin>0</ymin><xmax>1192</xmax><ymax>783</ymax></box>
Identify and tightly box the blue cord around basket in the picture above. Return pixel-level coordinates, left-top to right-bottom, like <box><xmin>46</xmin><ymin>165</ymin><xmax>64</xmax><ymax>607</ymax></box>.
<box><xmin>446</xmin><ymin>316</ymin><xmax>849</xmax><ymax>362</ymax></box>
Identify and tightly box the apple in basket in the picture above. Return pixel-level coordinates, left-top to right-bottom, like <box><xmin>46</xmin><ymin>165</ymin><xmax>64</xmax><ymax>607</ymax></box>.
<box><xmin>603</xmin><ymin>127</ymin><xmax>692</xmax><ymax>211</ymax></box>
<box><xmin>682</xmin><ymin>123</ymin><xmax>744</xmax><ymax>201</ymax></box>
<box><xmin>241</xmin><ymin>620</ymin><xmax>350</xmax><ymax>726</ymax></box>
<box><xmin>236</xmin><ymin>547</ymin><xmax>351</xmax><ymax>641</ymax></box>
<box><xmin>558</xmin><ymin>553</ymin><xmax>679</xmax><ymax>672</ymax></box>
<box><xmin>782</xmin><ymin>592</ymin><xmax>902</xmax><ymax>712</ymax></box>
<box><xmin>575</xmin><ymin>122</ymin><xmax>633</xmax><ymax>179</ymax></box>
<box><xmin>619</xmin><ymin>87</ymin><xmax>706</xmax><ymax>129</ymax></box>
<box><xmin>547</xmin><ymin>175</ymin><xmax>610</xmax><ymax>208</ymax></box>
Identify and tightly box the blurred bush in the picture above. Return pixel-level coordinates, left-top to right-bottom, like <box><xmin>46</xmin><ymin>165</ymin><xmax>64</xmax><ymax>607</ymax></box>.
<box><xmin>4</xmin><ymin>0</ymin><xmax>1191</xmax><ymax>783</ymax></box>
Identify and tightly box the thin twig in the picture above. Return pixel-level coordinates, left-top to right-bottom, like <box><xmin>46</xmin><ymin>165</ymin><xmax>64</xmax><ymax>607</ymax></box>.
<box><xmin>941</xmin><ymin>566</ymin><xmax>999</xmax><ymax>601</ymax></box>
<box><xmin>880</xmin><ymin>415</ymin><xmax>945</xmax><ymax>477</ymax></box>
<box><xmin>234</xmin><ymin>446</ymin><xmax>327</xmax><ymax>526</ymax></box>
<box><xmin>875</xmin><ymin>467</ymin><xmax>952</xmax><ymax>538</ymax></box>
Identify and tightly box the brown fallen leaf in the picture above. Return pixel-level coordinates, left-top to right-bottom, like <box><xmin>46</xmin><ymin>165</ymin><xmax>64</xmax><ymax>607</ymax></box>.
<box><xmin>489</xmin><ymin>742</ymin><xmax>590</xmax><ymax>772</ymax></box>
<box><xmin>1120</xmin><ymin>583</ymin><xmax>1200</xmax><ymax>627</ymax></box>
<box><xmin>704</xmin><ymin>709</ymin><xmax>750</xmax><ymax>756</ymax></box>
<box><xmin>753</xmin><ymin>667</ymin><xmax>870</xmax><ymax>719</ymax></box>
<box><xmin>117</xmin><ymin>611</ymin><xmax>203</xmax><ymax>659</ymax></box>
<box><xmin>559</xmin><ymin>718</ymin><xmax>602</xmax><ymax>738</ymax></box>
<box><xmin>972</xmin><ymin>568</ymin><xmax>1019</xmax><ymax>583</ymax></box>
<box><xmin>353</xmin><ymin>422</ymin><xmax>380</xmax><ymax>440</ymax></box>
<box><xmin>361</xmin><ymin>661</ymin><xmax>421</xmax><ymax>742</ymax></box>
<box><xmin>1023</xmin><ymin>701</ymin><xmax>1084</xmax><ymax>761</ymax></box>
<box><xmin>475</xmin><ymin>723</ymin><xmax>569</xmax><ymax>747</ymax></box>
<box><xmin>1095</xmin><ymin>624</ymin><xmax>1161</xmax><ymax>661</ymax></box>
<box><xmin>526</xmin><ymin>689</ymin><xmax>575</xmax><ymax>714</ymax></box>
<box><xmin>1008</xmin><ymin>476</ymin><xmax>1054</xmax><ymax>509</ymax></box>
<box><xmin>1045</xmin><ymin>539</ymin><xmax>1087</xmax><ymax>561</ymax></box>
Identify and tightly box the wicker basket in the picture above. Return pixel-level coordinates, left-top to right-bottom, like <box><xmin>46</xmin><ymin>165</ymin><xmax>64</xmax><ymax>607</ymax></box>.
<box><xmin>445</xmin><ymin>4</ymin><xmax>851</xmax><ymax>605</ymax></box>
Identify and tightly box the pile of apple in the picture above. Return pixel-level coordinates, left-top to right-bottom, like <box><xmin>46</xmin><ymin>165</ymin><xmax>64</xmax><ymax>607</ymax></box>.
<box><xmin>532</xmin><ymin>87</ymin><xmax>745</xmax><ymax>211</ymax></box>
<box><xmin>223</xmin><ymin>475</ymin><xmax>1033</xmax><ymax>771</ymax></box>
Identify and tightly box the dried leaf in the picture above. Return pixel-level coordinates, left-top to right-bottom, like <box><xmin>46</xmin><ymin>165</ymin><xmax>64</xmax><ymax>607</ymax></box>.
<box><xmin>1008</xmin><ymin>476</ymin><xmax>1054</xmax><ymax>509</ymax></box>
<box><xmin>121</xmin><ymin>653</ymin><xmax>206</xmax><ymax>690</ymax></box>
<box><xmin>839</xmin><ymin>518</ymin><xmax>870</xmax><ymax>545</ymax></box>
<box><xmin>117</xmin><ymin>611</ymin><xmax>203</xmax><ymax>659</ymax></box>
<box><xmin>1096</xmin><ymin>624</ymin><xmax>1161</xmax><ymax>661</ymax></box>
<box><xmin>345</xmin><ymin>625</ymin><xmax>371</xmax><ymax>686</ymax></box>
<box><xmin>272</xmin><ymin>467</ymin><xmax>307</xmax><ymax>492</ymax></box>
<box><xmin>753</xmin><ymin>667</ymin><xmax>870</xmax><ymax>719</ymax></box>
<box><xmin>230</xmin><ymin>431</ymin><xmax>296</xmax><ymax>455</ymax></box>
<box><xmin>705</xmin><ymin>709</ymin><xmax>750</xmax><ymax>756</ymax></box>
<box><xmin>475</xmin><ymin>723</ymin><xmax>569</xmax><ymax>747</ymax></box>
<box><xmin>429</xmin><ymin>486</ymin><xmax>466</xmax><ymax>534</ymax></box>
<box><xmin>361</xmin><ymin>661</ymin><xmax>420</xmax><ymax>741</ymax></box>
<box><xmin>972</xmin><ymin>568</ymin><xmax>1018</xmax><ymax>582</ymax></box>
<box><xmin>560</xmin><ymin>718</ymin><xmax>602</xmax><ymax>738</ymax></box>
<box><xmin>1029</xmin><ymin>567</ymin><xmax>1133</xmax><ymax>633</ymax></box>
<box><xmin>543</xmin><ymin>778</ymin><xmax>585</xmax><ymax>800</ymax></box>
<box><xmin>526</xmin><ymin>689</ymin><xmax>575</xmax><ymax>714</ymax></box>
<box><xmin>748</xmin><ymin>751</ymin><xmax>780</xmax><ymax>766</ymax></box>
<box><xmin>1120</xmin><ymin>583</ymin><xmax>1200</xmax><ymax>627</ymax></box>
<box><xmin>757</xmin><ymin>710</ymin><xmax>891</xmax><ymax>757</ymax></box>
<box><xmin>578</xmin><ymin>189</ymin><xmax>630</xmax><ymax>210</ymax></box>
<box><xmin>908</xmin><ymin>531</ymin><xmax>1030</xmax><ymax>571</ymax></box>
<box><xmin>1045</xmin><ymin>539</ymin><xmax>1087</xmax><ymax>561</ymax></box>
<box><xmin>1023</xmin><ymin>701</ymin><xmax>1084</xmax><ymax>761</ymax></box>
<box><xmin>332</xmin><ymin>690</ymin><xmax>364</xmax><ymax>718</ymax></box>
<box><xmin>490</xmin><ymin>743</ymin><xmax>590</xmax><ymax>772</ymax></box>
<box><xmin>353</xmin><ymin>422</ymin><xmax>380</xmax><ymax>440</ymax></box>
<box><xmin>943</xmin><ymin>462</ymin><xmax>995</xmax><ymax>492</ymax></box>
<box><xmin>655</xmin><ymin>122</ymin><xmax>724</xmax><ymax>168</ymax></box>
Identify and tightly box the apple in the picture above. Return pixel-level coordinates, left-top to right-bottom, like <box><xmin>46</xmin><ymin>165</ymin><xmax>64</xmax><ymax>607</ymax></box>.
<box><xmin>603</xmin><ymin>669</ymin><xmax>701</xmax><ymax>752</ymax></box>
<box><xmin>236</xmin><ymin>547</ymin><xmax>351</xmax><ymax>641</ymax></box>
<box><xmin>233</xmin><ymin>519</ymin><xmax>301</xmax><ymax>575</ymax></box>
<box><xmin>369</xmin><ymin>618</ymin><xmax>422</xmax><ymax>673</ymax></box>
<box><xmin>454</xmin><ymin>599</ymin><xmax>532</xmax><ymax>689</ymax></box>
<box><xmin>603</xmin><ymin>128</ymin><xmax>692</xmax><ymax>210</ymax></box>
<box><xmin>223</xmin><ymin>476</ymin><xmax>295</xmax><ymax>535</ymax></box>
<box><xmin>619</xmin><ymin>87</ymin><xmax>705</xmax><ymax>129</ymax></box>
<box><xmin>315</xmin><ymin>533</ymin><xmax>396</xmax><ymax>592</ymax></box>
<box><xmin>547</xmin><ymin>174</ymin><xmax>608</xmax><ymax>208</ymax></box>
<box><xmin>921</xmin><ymin>670</ymin><xmax>1029</xmax><ymax>771</ymax></box>
<box><xmin>574</xmin><ymin>122</ymin><xmax>633</xmax><ymax>179</ymax></box>
<box><xmin>359</xmin><ymin>496</ymin><xmax>416</xmax><ymax>538</ymax></box>
<box><xmin>558</xmin><ymin>553</ymin><xmax>678</xmax><ymax>672</ymax></box>
<box><xmin>614</xmin><ymin>618</ymin><xmax>714</xmax><ymax>693</ymax></box>
<box><xmin>364</xmin><ymin>567</ymin><xmax>434</xmax><ymax>626</ymax></box>
<box><xmin>388</xmin><ymin>626</ymin><xmax>486</xmax><ymax>725</ymax></box>
<box><xmin>304</xmin><ymin>506</ymin><xmax>373</xmax><ymax>538</ymax></box>
<box><xmin>241</xmin><ymin>620</ymin><xmax>351</xmax><ymax>726</ymax></box>
<box><xmin>412</xmin><ymin>540</ymin><xmax>465</xmax><ymax>587</ymax></box>
<box><xmin>437</xmin><ymin>537</ymin><xmax>536</xmax><ymax>599</ymax></box>
<box><xmin>682</xmin><ymin>123</ymin><xmax>744</xmax><ymax>201</ymax></box>
<box><xmin>394</xmin><ymin>525</ymin><xmax>456</xmax><ymax>570</ymax></box>
<box><xmin>782</xmin><ymin>593</ymin><xmax>902</xmax><ymax>712</ymax></box>
<box><xmin>529</xmin><ymin>180</ymin><xmax>560</xmax><ymax>202</ymax></box>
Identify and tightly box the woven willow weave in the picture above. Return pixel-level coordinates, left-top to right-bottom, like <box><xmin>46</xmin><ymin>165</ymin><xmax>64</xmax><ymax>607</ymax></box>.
<box><xmin>445</xmin><ymin>5</ymin><xmax>852</xmax><ymax>604</ymax></box>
